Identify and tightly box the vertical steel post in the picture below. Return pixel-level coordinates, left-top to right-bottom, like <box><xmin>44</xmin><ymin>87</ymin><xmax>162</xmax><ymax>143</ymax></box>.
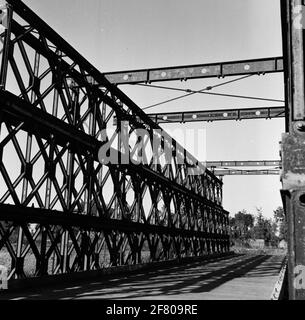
<box><xmin>0</xmin><ymin>2</ymin><xmax>12</xmax><ymax>90</ymax></box>
<box><xmin>281</xmin><ymin>0</ymin><xmax>305</xmax><ymax>300</ymax></box>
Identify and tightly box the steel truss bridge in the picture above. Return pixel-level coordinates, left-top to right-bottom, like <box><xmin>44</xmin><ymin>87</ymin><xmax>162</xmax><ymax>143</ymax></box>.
<box><xmin>0</xmin><ymin>0</ymin><xmax>303</xmax><ymax>300</ymax></box>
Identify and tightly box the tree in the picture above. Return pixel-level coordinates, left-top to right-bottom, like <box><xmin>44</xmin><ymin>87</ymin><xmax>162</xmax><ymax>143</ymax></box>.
<box><xmin>273</xmin><ymin>206</ymin><xmax>287</xmax><ymax>241</ymax></box>
<box><xmin>229</xmin><ymin>207</ymin><xmax>287</xmax><ymax>248</ymax></box>
<box><xmin>253</xmin><ymin>207</ymin><xmax>265</xmax><ymax>239</ymax></box>
<box><xmin>229</xmin><ymin>210</ymin><xmax>254</xmax><ymax>241</ymax></box>
<box><xmin>253</xmin><ymin>208</ymin><xmax>278</xmax><ymax>246</ymax></box>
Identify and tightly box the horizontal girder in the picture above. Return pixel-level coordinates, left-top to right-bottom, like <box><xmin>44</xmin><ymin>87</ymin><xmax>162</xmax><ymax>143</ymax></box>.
<box><xmin>146</xmin><ymin>106</ymin><xmax>285</xmax><ymax>123</ymax></box>
<box><xmin>206</xmin><ymin>160</ymin><xmax>281</xmax><ymax>167</ymax></box>
<box><xmin>0</xmin><ymin>204</ymin><xmax>228</xmax><ymax>239</ymax></box>
<box><xmin>103</xmin><ymin>57</ymin><xmax>283</xmax><ymax>85</ymax></box>
<box><xmin>213</xmin><ymin>169</ymin><xmax>280</xmax><ymax>176</ymax></box>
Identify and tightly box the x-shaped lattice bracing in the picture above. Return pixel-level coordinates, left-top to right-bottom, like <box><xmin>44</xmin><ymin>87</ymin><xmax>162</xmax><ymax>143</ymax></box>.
<box><xmin>0</xmin><ymin>0</ymin><xmax>229</xmax><ymax>280</ymax></box>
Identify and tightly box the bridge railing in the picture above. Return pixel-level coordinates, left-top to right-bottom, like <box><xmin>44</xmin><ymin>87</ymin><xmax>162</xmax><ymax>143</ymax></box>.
<box><xmin>0</xmin><ymin>0</ymin><xmax>229</xmax><ymax>281</ymax></box>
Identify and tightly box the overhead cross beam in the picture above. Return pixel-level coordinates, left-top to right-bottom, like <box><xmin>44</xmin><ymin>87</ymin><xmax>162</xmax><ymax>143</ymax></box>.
<box><xmin>113</xmin><ymin>106</ymin><xmax>285</xmax><ymax>126</ymax></box>
<box><xmin>205</xmin><ymin>160</ymin><xmax>281</xmax><ymax>167</ymax></box>
<box><xmin>205</xmin><ymin>160</ymin><xmax>281</xmax><ymax>176</ymax></box>
<box><xmin>147</xmin><ymin>106</ymin><xmax>285</xmax><ymax>123</ymax></box>
<box><xmin>213</xmin><ymin>169</ymin><xmax>280</xmax><ymax>176</ymax></box>
<box><xmin>103</xmin><ymin>56</ymin><xmax>284</xmax><ymax>85</ymax></box>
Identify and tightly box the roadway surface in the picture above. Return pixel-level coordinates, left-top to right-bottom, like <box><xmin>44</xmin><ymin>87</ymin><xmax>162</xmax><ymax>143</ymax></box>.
<box><xmin>0</xmin><ymin>253</ymin><xmax>285</xmax><ymax>300</ymax></box>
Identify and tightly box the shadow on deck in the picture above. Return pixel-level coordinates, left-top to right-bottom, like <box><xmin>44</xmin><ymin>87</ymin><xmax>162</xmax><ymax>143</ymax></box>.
<box><xmin>0</xmin><ymin>254</ymin><xmax>285</xmax><ymax>300</ymax></box>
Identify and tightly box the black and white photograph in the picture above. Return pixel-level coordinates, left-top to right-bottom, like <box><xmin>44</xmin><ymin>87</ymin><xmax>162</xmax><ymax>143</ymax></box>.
<box><xmin>0</xmin><ymin>0</ymin><xmax>301</xmax><ymax>308</ymax></box>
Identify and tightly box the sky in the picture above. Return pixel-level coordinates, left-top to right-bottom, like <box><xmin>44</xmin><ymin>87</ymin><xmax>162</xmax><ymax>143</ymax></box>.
<box><xmin>21</xmin><ymin>0</ymin><xmax>284</xmax><ymax>218</ymax></box>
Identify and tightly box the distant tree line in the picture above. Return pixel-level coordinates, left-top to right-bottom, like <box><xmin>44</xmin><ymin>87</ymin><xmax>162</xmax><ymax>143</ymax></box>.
<box><xmin>229</xmin><ymin>206</ymin><xmax>287</xmax><ymax>247</ymax></box>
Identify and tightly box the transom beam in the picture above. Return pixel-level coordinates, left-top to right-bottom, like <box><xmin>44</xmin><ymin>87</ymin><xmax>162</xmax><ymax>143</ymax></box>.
<box><xmin>213</xmin><ymin>169</ymin><xmax>279</xmax><ymax>176</ymax></box>
<box><xmin>147</xmin><ymin>106</ymin><xmax>285</xmax><ymax>123</ymax></box>
<box><xmin>103</xmin><ymin>57</ymin><xmax>284</xmax><ymax>85</ymax></box>
<box><xmin>206</xmin><ymin>160</ymin><xmax>280</xmax><ymax>167</ymax></box>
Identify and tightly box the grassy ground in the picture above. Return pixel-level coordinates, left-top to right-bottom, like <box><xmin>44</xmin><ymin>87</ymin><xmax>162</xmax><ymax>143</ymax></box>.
<box><xmin>0</xmin><ymin>247</ymin><xmax>153</xmax><ymax>278</ymax></box>
<box><xmin>0</xmin><ymin>249</ymin><xmax>37</xmax><ymax>277</ymax></box>
<box><xmin>0</xmin><ymin>250</ymin><xmax>11</xmax><ymax>270</ymax></box>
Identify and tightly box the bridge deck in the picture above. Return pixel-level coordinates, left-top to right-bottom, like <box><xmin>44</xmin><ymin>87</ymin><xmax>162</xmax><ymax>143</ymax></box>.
<box><xmin>0</xmin><ymin>254</ymin><xmax>285</xmax><ymax>300</ymax></box>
